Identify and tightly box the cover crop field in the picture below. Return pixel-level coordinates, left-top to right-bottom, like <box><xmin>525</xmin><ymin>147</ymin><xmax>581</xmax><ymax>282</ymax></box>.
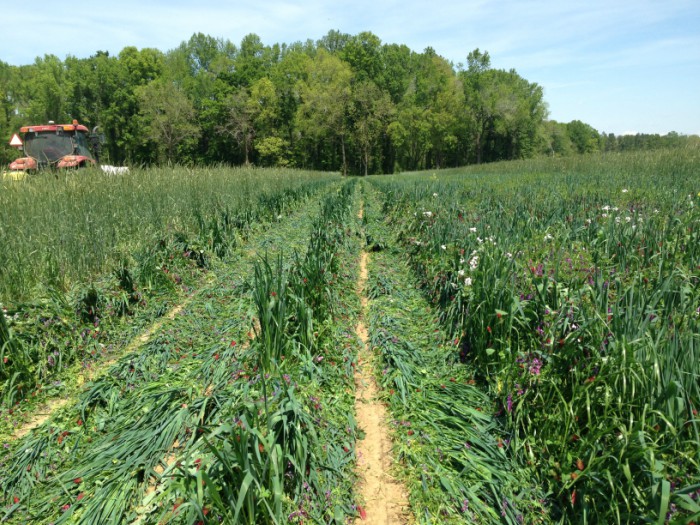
<box><xmin>1</xmin><ymin>149</ymin><xmax>698</xmax><ymax>524</ymax></box>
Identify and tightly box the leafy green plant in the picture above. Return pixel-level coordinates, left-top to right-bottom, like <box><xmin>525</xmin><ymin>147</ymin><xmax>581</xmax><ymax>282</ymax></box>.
<box><xmin>367</xmin><ymin>150</ymin><xmax>700</xmax><ymax>523</ymax></box>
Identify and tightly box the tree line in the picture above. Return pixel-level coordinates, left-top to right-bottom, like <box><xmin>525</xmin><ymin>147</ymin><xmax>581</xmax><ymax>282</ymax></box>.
<box><xmin>1</xmin><ymin>31</ymin><xmax>697</xmax><ymax>173</ymax></box>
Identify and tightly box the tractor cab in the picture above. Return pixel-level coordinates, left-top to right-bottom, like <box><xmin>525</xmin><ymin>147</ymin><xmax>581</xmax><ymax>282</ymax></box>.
<box><xmin>5</xmin><ymin>120</ymin><xmax>99</xmax><ymax>176</ymax></box>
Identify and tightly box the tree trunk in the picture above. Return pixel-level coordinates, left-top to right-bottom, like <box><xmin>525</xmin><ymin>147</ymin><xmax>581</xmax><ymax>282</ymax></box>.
<box><xmin>341</xmin><ymin>136</ymin><xmax>347</xmax><ymax>176</ymax></box>
<box><xmin>476</xmin><ymin>131</ymin><xmax>482</xmax><ymax>164</ymax></box>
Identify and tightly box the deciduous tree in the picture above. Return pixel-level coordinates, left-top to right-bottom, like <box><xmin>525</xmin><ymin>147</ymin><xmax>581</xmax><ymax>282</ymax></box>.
<box><xmin>136</xmin><ymin>79</ymin><xmax>200</xmax><ymax>164</ymax></box>
<box><xmin>296</xmin><ymin>49</ymin><xmax>353</xmax><ymax>174</ymax></box>
<box><xmin>350</xmin><ymin>80</ymin><xmax>393</xmax><ymax>175</ymax></box>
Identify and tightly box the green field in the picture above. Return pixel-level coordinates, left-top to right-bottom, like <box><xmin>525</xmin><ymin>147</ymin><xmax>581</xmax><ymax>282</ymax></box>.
<box><xmin>1</xmin><ymin>149</ymin><xmax>699</xmax><ymax>524</ymax></box>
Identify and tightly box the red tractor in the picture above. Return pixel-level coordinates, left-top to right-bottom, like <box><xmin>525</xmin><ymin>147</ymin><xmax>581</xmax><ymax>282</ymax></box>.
<box><xmin>4</xmin><ymin>120</ymin><xmax>102</xmax><ymax>179</ymax></box>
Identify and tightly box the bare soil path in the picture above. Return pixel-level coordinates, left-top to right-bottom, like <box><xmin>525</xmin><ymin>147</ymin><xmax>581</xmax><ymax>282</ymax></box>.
<box><xmin>354</xmin><ymin>202</ymin><xmax>412</xmax><ymax>524</ymax></box>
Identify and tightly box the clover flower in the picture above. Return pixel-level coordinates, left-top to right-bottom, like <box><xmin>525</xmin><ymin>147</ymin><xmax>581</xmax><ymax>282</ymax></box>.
<box><xmin>529</xmin><ymin>358</ymin><xmax>542</xmax><ymax>376</ymax></box>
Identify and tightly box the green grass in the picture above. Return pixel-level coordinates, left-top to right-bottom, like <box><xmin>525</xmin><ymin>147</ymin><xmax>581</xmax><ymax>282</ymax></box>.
<box><xmin>1</xmin><ymin>150</ymin><xmax>698</xmax><ymax>524</ymax></box>
<box><xmin>0</xmin><ymin>166</ymin><xmax>338</xmax><ymax>303</ymax></box>
<box><xmin>361</xmin><ymin>181</ymin><xmax>548</xmax><ymax>523</ymax></box>
<box><xmin>0</xmin><ymin>166</ymin><xmax>337</xmax><ymax>409</ymax></box>
<box><xmin>367</xmin><ymin>149</ymin><xmax>699</xmax><ymax>523</ymax></box>
<box><xmin>0</xmin><ymin>178</ymin><xmax>363</xmax><ymax>524</ymax></box>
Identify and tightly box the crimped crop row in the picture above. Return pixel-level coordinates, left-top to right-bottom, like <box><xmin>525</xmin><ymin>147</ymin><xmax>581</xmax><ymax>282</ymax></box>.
<box><xmin>366</xmin><ymin>170</ymin><xmax>699</xmax><ymax>524</ymax></box>
<box><xmin>0</xmin><ymin>172</ymin><xmax>336</xmax><ymax>415</ymax></box>
<box><xmin>360</xmin><ymin>181</ymin><xmax>547</xmax><ymax>523</ymax></box>
<box><xmin>0</xmin><ymin>181</ymin><xmax>355</xmax><ymax>524</ymax></box>
<box><xmin>155</xmin><ymin>180</ymin><xmax>363</xmax><ymax>524</ymax></box>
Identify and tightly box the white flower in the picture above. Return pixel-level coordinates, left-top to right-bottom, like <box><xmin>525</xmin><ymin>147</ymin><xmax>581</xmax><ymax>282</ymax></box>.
<box><xmin>433</xmin><ymin>192</ymin><xmax>438</xmax><ymax>197</ymax></box>
<box><xmin>585</xmin><ymin>219</ymin><xmax>592</xmax><ymax>225</ymax></box>
<box><xmin>602</xmin><ymin>205</ymin><xmax>611</xmax><ymax>211</ymax></box>
<box><xmin>476</xmin><ymin>237</ymin><xmax>483</xmax><ymax>244</ymax></box>
<box><xmin>544</xmin><ymin>233</ymin><xmax>553</xmax><ymax>241</ymax></box>
<box><xmin>506</xmin><ymin>252</ymin><xmax>513</xmax><ymax>259</ymax></box>
<box><xmin>622</xmin><ymin>188</ymin><xmax>629</xmax><ymax>193</ymax></box>
<box><xmin>458</xmin><ymin>269</ymin><xmax>465</xmax><ymax>277</ymax></box>
<box><xmin>625</xmin><ymin>216</ymin><xmax>632</xmax><ymax>223</ymax></box>
<box><xmin>602</xmin><ymin>213</ymin><xmax>608</xmax><ymax>218</ymax></box>
<box><xmin>423</xmin><ymin>211</ymin><xmax>433</xmax><ymax>218</ymax></box>
<box><xmin>469</xmin><ymin>227</ymin><xmax>477</xmax><ymax>233</ymax></box>
<box><xmin>464</xmin><ymin>277</ymin><xmax>473</xmax><ymax>286</ymax></box>
<box><xmin>613</xmin><ymin>207</ymin><xmax>619</xmax><ymax>212</ymax></box>
<box><xmin>469</xmin><ymin>255</ymin><xmax>479</xmax><ymax>271</ymax></box>
<box><xmin>441</xmin><ymin>244</ymin><xmax>447</xmax><ymax>250</ymax></box>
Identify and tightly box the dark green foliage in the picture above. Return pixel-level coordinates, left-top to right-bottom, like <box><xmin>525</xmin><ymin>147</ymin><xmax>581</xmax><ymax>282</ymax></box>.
<box><xmin>9</xmin><ymin>32</ymin><xmax>693</xmax><ymax>174</ymax></box>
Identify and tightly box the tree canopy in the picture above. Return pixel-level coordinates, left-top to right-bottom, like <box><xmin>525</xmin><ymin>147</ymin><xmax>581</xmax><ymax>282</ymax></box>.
<box><xmin>1</xmin><ymin>31</ymin><xmax>696</xmax><ymax>172</ymax></box>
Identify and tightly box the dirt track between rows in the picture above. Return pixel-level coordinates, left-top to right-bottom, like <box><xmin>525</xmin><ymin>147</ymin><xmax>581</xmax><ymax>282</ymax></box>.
<box><xmin>353</xmin><ymin>203</ymin><xmax>411</xmax><ymax>524</ymax></box>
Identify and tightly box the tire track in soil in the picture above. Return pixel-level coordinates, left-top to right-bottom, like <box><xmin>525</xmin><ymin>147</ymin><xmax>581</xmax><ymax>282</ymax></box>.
<box><xmin>8</xmin><ymin>188</ymin><xmax>315</xmax><ymax>442</ymax></box>
<box><xmin>354</xmin><ymin>202</ymin><xmax>412</xmax><ymax>524</ymax></box>
<box><xmin>11</xmin><ymin>198</ymin><xmax>295</xmax><ymax>442</ymax></box>
<box><xmin>11</xmin><ymin>276</ymin><xmax>210</xmax><ymax>441</ymax></box>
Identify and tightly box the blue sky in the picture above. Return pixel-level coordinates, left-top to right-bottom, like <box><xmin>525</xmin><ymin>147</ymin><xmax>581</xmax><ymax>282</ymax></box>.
<box><xmin>2</xmin><ymin>0</ymin><xmax>699</xmax><ymax>135</ymax></box>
